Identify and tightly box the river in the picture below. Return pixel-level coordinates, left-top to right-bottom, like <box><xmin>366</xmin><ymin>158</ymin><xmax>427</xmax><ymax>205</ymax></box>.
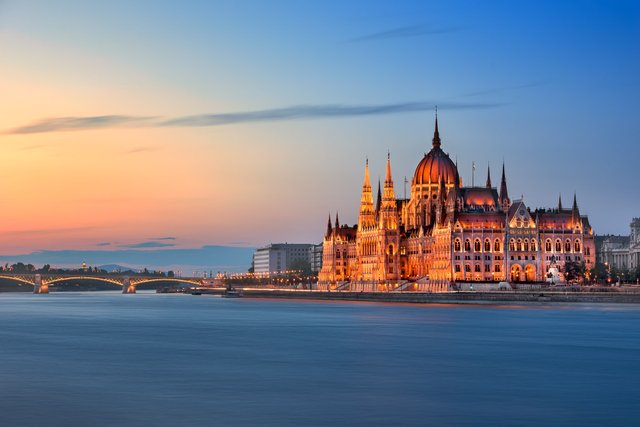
<box><xmin>1</xmin><ymin>291</ymin><xmax>638</xmax><ymax>426</ymax></box>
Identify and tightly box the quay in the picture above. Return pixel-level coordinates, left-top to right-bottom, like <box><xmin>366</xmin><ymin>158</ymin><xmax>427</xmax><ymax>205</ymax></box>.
<box><xmin>186</xmin><ymin>287</ymin><xmax>640</xmax><ymax>304</ymax></box>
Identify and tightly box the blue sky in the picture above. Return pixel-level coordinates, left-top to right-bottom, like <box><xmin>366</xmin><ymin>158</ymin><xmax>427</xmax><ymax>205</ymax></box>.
<box><xmin>0</xmin><ymin>0</ymin><xmax>638</xmax><ymax>271</ymax></box>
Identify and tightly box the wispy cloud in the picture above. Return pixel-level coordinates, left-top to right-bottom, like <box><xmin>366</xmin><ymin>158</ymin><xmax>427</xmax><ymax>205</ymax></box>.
<box><xmin>160</xmin><ymin>102</ymin><xmax>501</xmax><ymax>127</ymax></box>
<box><xmin>96</xmin><ymin>242</ymin><xmax>111</xmax><ymax>247</ymax></box>
<box><xmin>347</xmin><ymin>24</ymin><xmax>464</xmax><ymax>42</ymax></box>
<box><xmin>4</xmin><ymin>101</ymin><xmax>503</xmax><ymax>135</ymax></box>
<box><xmin>150</xmin><ymin>237</ymin><xmax>176</xmax><ymax>241</ymax></box>
<box><xmin>119</xmin><ymin>241</ymin><xmax>176</xmax><ymax>249</ymax></box>
<box><xmin>6</xmin><ymin>115</ymin><xmax>156</xmax><ymax>134</ymax></box>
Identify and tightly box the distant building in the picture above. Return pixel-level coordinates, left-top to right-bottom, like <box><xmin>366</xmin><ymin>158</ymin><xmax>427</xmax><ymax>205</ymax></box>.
<box><xmin>309</xmin><ymin>244</ymin><xmax>324</xmax><ymax>274</ymax></box>
<box><xmin>597</xmin><ymin>218</ymin><xmax>640</xmax><ymax>272</ymax></box>
<box><xmin>253</xmin><ymin>243</ymin><xmax>316</xmax><ymax>274</ymax></box>
<box><xmin>318</xmin><ymin>114</ymin><xmax>596</xmax><ymax>291</ymax></box>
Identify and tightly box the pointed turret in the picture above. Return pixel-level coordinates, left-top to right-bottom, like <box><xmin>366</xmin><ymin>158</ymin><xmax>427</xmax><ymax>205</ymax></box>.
<box><xmin>439</xmin><ymin>173</ymin><xmax>446</xmax><ymax>201</ymax></box>
<box><xmin>499</xmin><ymin>162</ymin><xmax>510</xmax><ymax>209</ymax></box>
<box><xmin>335</xmin><ymin>211</ymin><xmax>340</xmax><ymax>229</ymax></box>
<box><xmin>375</xmin><ymin>179</ymin><xmax>382</xmax><ymax>217</ymax></box>
<box><xmin>558</xmin><ymin>194</ymin><xmax>563</xmax><ymax>211</ymax></box>
<box><xmin>380</xmin><ymin>153</ymin><xmax>399</xmax><ymax>230</ymax></box>
<box><xmin>357</xmin><ymin>159</ymin><xmax>375</xmax><ymax>229</ymax></box>
<box><xmin>486</xmin><ymin>164</ymin><xmax>492</xmax><ymax>188</ymax></box>
<box><xmin>432</xmin><ymin>107</ymin><xmax>441</xmax><ymax>149</ymax></box>
<box><xmin>572</xmin><ymin>192</ymin><xmax>580</xmax><ymax>226</ymax></box>
<box><xmin>326</xmin><ymin>213</ymin><xmax>332</xmax><ymax>238</ymax></box>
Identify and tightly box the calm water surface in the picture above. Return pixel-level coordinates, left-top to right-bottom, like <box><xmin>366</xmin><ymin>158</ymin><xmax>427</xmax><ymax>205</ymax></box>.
<box><xmin>1</xmin><ymin>291</ymin><xmax>639</xmax><ymax>426</ymax></box>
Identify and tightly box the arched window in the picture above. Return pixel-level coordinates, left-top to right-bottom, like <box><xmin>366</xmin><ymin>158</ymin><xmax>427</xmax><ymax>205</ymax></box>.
<box><xmin>531</xmin><ymin>239</ymin><xmax>537</xmax><ymax>251</ymax></box>
<box><xmin>336</xmin><ymin>249</ymin><xmax>341</xmax><ymax>259</ymax></box>
<box><xmin>454</xmin><ymin>239</ymin><xmax>461</xmax><ymax>252</ymax></box>
<box><xmin>523</xmin><ymin>239</ymin><xmax>529</xmax><ymax>252</ymax></box>
<box><xmin>565</xmin><ymin>239</ymin><xmax>571</xmax><ymax>252</ymax></box>
<box><xmin>555</xmin><ymin>239</ymin><xmax>562</xmax><ymax>252</ymax></box>
<box><xmin>517</xmin><ymin>239</ymin><xmax>523</xmax><ymax>251</ymax></box>
<box><xmin>494</xmin><ymin>239</ymin><xmax>501</xmax><ymax>252</ymax></box>
<box><xmin>546</xmin><ymin>239</ymin><xmax>552</xmax><ymax>252</ymax></box>
<box><xmin>464</xmin><ymin>239</ymin><xmax>471</xmax><ymax>252</ymax></box>
<box><xmin>474</xmin><ymin>239</ymin><xmax>481</xmax><ymax>252</ymax></box>
<box><xmin>574</xmin><ymin>240</ymin><xmax>581</xmax><ymax>252</ymax></box>
<box><xmin>509</xmin><ymin>239</ymin><xmax>515</xmax><ymax>251</ymax></box>
<box><xmin>484</xmin><ymin>239</ymin><xmax>491</xmax><ymax>252</ymax></box>
<box><xmin>586</xmin><ymin>247</ymin><xmax>591</xmax><ymax>256</ymax></box>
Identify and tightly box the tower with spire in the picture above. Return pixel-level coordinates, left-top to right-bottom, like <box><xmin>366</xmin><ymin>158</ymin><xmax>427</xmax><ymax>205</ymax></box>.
<box><xmin>357</xmin><ymin>159</ymin><xmax>376</xmax><ymax>230</ymax></box>
<box><xmin>499</xmin><ymin>162</ymin><xmax>510</xmax><ymax>210</ymax></box>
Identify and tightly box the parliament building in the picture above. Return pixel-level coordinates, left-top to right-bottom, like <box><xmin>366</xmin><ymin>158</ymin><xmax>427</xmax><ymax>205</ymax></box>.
<box><xmin>318</xmin><ymin>116</ymin><xmax>596</xmax><ymax>291</ymax></box>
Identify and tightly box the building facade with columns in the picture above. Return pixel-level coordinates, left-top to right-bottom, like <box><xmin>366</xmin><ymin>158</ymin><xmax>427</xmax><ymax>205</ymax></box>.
<box><xmin>318</xmin><ymin>116</ymin><xmax>596</xmax><ymax>291</ymax></box>
<box><xmin>597</xmin><ymin>218</ymin><xmax>640</xmax><ymax>273</ymax></box>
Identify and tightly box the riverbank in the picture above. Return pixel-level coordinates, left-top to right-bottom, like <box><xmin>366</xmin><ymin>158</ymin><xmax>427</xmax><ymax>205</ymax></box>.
<box><xmin>191</xmin><ymin>288</ymin><xmax>640</xmax><ymax>304</ymax></box>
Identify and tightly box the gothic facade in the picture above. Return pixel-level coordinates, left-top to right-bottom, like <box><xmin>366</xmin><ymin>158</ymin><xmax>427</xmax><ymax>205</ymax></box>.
<box><xmin>318</xmin><ymin>116</ymin><xmax>596</xmax><ymax>290</ymax></box>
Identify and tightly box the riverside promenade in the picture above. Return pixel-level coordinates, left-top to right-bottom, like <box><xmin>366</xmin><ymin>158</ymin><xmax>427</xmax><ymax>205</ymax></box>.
<box><xmin>194</xmin><ymin>287</ymin><xmax>640</xmax><ymax>304</ymax></box>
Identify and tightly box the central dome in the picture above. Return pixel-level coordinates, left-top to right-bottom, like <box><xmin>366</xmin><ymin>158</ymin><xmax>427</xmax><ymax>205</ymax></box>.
<box><xmin>412</xmin><ymin>116</ymin><xmax>459</xmax><ymax>186</ymax></box>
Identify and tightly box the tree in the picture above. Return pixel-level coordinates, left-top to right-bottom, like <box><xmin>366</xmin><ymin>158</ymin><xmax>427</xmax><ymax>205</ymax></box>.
<box><xmin>563</xmin><ymin>260</ymin><xmax>586</xmax><ymax>284</ymax></box>
<box><xmin>167</xmin><ymin>270</ymin><xmax>175</xmax><ymax>278</ymax></box>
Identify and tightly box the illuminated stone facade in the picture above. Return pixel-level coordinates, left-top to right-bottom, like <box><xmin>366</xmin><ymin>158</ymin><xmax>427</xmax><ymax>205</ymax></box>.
<box><xmin>318</xmin><ymin>116</ymin><xmax>596</xmax><ymax>290</ymax></box>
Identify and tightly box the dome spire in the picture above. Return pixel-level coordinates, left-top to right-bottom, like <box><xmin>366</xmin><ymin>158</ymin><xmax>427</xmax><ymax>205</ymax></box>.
<box><xmin>432</xmin><ymin>106</ymin><xmax>441</xmax><ymax>149</ymax></box>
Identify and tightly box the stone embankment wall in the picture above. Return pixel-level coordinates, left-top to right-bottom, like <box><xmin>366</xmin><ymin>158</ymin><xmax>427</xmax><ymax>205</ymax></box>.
<box><xmin>238</xmin><ymin>289</ymin><xmax>640</xmax><ymax>304</ymax></box>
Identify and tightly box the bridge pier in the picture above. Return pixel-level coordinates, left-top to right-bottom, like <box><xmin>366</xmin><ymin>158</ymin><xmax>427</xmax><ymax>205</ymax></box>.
<box><xmin>122</xmin><ymin>276</ymin><xmax>136</xmax><ymax>294</ymax></box>
<box><xmin>33</xmin><ymin>274</ymin><xmax>49</xmax><ymax>294</ymax></box>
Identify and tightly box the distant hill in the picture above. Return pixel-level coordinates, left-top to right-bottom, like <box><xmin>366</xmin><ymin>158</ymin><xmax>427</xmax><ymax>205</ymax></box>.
<box><xmin>98</xmin><ymin>264</ymin><xmax>135</xmax><ymax>273</ymax></box>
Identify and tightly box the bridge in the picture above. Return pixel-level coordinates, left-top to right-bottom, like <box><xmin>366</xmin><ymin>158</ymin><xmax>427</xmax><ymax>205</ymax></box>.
<box><xmin>0</xmin><ymin>273</ymin><xmax>205</xmax><ymax>294</ymax></box>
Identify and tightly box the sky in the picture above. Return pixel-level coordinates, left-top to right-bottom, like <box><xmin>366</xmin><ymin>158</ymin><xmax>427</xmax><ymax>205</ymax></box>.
<box><xmin>0</xmin><ymin>0</ymin><xmax>638</xmax><ymax>271</ymax></box>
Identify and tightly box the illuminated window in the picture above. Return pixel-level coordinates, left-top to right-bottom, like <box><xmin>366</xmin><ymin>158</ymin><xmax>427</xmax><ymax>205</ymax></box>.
<box><xmin>474</xmin><ymin>265</ymin><xmax>481</xmax><ymax>272</ymax></box>
<box><xmin>494</xmin><ymin>239</ymin><xmax>501</xmax><ymax>252</ymax></box>
<box><xmin>523</xmin><ymin>239</ymin><xmax>529</xmax><ymax>251</ymax></box>
<box><xmin>464</xmin><ymin>239</ymin><xmax>471</xmax><ymax>251</ymax></box>
<box><xmin>484</xmin><ymin>239</ymin><xmax>491</xmax><ymax>252</ymax></box>
<box><xmin>555</xmin><ymin>240</ymin><xmax>562</xmax><ymax>252</ymax></box>
<box><xmin>531</xmin><ymin>239</ymin><xmax>537</xmax><ymax>251</ymax></box>
<box><xmin>565</xmin><ymin>240</ymin><xmax>571</xmax><ymax>252</ymax></box>
<box><xmin>574</xmin><ymin>240</ymin><xmax>581</xmax><ymax>252</ymax></box>
<box><xmin>474</xmin><ymin>239</ymin><xmax>481</xmax><ymax>252</ymax></box>
<box><xmin>455</xmin><ymin>265</ymin><xmax>461</xmax><ymax>272</ymax></box>
<box><xmin>509</xmin><ymin>239</ymin><xmax>515</xmax><ymax>251</ymax></box>
<box><xmin>517</xmin><ymin>239</ymin><xmax>523</xmax><ymax>251</ymax></box>
<box><xmin>454</xmin><ymin>239</ymin><xmax>461</xmax><ymax>252</ymax></box>
<box><xmin>494</xmin><ymin>264</ymin><xmax>501</xmax><ymax>272</ymax></box>
<box><xmin>546</xmin><ymin>239</ymin><xmax>552</xmax><ymax>252</ymax></box>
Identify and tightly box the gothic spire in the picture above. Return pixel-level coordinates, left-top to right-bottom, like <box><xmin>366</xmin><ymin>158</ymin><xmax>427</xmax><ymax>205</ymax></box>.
<box><xmin>358</xmin><ymin>159</ymin><xmax>375</xmax><ymax>229</ymax></box>
<box><xmin>375</xmin><ymin>178</ymin><xmax>382</xmax><ymax>216</ymax></box>
<box><xmin>558</xmin><ymin>194</ymin><xmax>563</xmax><ymax>211</ymax></box>
<box><xmin>499</xmin><ymin>162</ymin><xmax>510</xmax><ymax>208</ymax></box>
<box><xmin>326</xmin><ymin>213</ymin><xmax>333</xmax><ymax>237</ymax></box>
<box><xmin>572</xmin><ymin>192</ymin><xmax>578</xmax><ymax>212</ymax></box>
<box><xmin>380</xmin><ymin>153</ymin><xmax>398</xmax><ymax>230</ymax></box>
<box><xmin>432</xmin><ymin>107</ymin><xmax>441</xmax><ymax>149</ymax></box>
<box><xmin>335</xmin><ymin>211</ymin><xmax>340</xmax><ymax>229</ymax></box>
<box><xmin>486</xmin><ymin>163</ymin><xmax>492</xmax><ymax>188</ymax></box>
